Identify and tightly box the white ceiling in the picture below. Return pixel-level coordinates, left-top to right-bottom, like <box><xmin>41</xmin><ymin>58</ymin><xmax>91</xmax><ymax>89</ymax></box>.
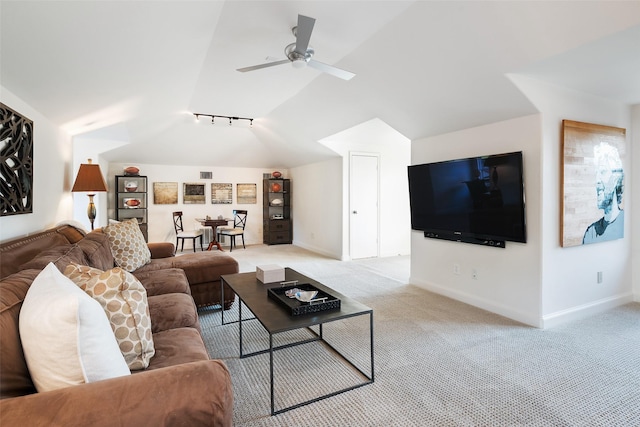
<box><xmin>2</xmin><ymin>1</ymin><xmax>640</xmax><ymax>169</ymax></box>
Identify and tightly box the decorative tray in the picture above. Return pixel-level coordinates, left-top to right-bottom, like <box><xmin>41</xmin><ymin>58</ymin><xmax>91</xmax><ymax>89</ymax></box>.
<box><xmin>268</xmin><ymin>283</ymin><xmax>341</xmax><ymax>316</ymax></box>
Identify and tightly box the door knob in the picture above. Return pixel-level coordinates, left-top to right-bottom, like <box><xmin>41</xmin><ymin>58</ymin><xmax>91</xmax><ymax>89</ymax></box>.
<box><xmin>352</xmin><ymin>210</ymin><xmax>358</xmax><ymax>214</ymax></box>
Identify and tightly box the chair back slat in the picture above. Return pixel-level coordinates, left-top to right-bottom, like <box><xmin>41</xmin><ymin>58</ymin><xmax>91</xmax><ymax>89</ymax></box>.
<box><xmin>173</xmin><ymin>211</ymin><xmax>184</xmax><ymax>233</ymax></box>
<box><xmin>233</xmin><ymin>210</ymin><xmax>248</xmax><ymax>229</ymax></box>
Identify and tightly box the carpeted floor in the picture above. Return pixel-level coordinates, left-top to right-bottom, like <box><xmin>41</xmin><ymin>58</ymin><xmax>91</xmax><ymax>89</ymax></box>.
<box><xmin>198</xmin><ymin>245</ymin><xmax>640</xmax><ymax>426</ymax></box>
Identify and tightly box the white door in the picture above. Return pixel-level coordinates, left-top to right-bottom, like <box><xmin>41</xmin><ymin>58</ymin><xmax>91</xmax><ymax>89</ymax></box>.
<box><xmin>350</xmin><ymin>153</ymin><xmax>379</xmax><ymax>259</ymax></box>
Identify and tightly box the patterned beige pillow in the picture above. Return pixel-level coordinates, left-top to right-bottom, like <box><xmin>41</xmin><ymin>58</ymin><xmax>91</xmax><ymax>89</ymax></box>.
<box><xmin>104</xmin><ymin>218</ymin><xmax>150</xmax><ymax>272</ymax></box>
<box><xmin>64</xmin><ymin>263</ymin><xmax>155</xmax><ymax>370</ymax></box>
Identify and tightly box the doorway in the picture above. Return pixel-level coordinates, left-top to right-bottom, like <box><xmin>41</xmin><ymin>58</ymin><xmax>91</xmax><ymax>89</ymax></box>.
<box><xmin>349</xmin><ymin>153</ymin><xmax>380</xmax><ymax>259</ymax></box>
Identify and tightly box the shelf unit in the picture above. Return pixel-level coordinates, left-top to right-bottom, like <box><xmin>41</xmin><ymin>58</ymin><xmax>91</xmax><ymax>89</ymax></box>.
<box><xmin>263</xmin><ymin>178</ymin><xmax>291</xmax><ymax>245</ymax></box>
<box><xmin>114</xmin><ymin>175</ymin><xmax>148</xmax><ymax>241</ymax></box>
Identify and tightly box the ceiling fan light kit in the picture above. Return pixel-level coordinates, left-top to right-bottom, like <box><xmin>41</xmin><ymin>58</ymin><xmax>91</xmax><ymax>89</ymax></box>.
<box><xmin>237</xmin><ymin>14</ymin><xmax>355</xmax><ymax>81</ymax></box>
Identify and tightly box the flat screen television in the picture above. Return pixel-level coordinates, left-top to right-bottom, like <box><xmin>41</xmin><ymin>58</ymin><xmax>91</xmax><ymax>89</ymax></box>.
<box><xmin>408</xmin><ymin>151</ymin><xmax>526</xmax><ymax>247</ymax></box>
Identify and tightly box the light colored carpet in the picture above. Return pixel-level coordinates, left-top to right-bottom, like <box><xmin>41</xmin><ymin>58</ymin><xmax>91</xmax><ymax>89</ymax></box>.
<box><xmin>198</xmin><ymin>245</ymin><xmax>640</xmax><ymax>426</ymax></box>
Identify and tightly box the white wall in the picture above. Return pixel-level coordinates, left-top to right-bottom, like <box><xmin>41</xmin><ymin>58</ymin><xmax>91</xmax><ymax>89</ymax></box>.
<box><xmin>0</xmin><ymin>87</ymin><xmax>73</xmax><ymax>242</ymax></box>
<box><xmin>410</xmin><ymin>78</ymin><xmax>635</xmax><ymax>328</ymax></box>
<box><xmin>106</xmin><ymin>163</ymin><xmax>281</xmax><ymax>249</ymax></box>
<box><xmin>317</xmin><ymin>118</ymin><xmax>412</xmax><ymax>260</ymax></box>
<box><xmin>633</xmin><ymin>105</ymin><xmax>640</xmax><ymax>301</ymax></box>
<box><xmin>72</xmin><ymin>137</ymin><xmax>127</xmax><ymax>232</ymax></box>
<box><xmin>510</xmin><ymin>76</ymin><xmax>633</xmax><ymax>327</ymax></box>
<box><xmin>290</xmin><ymin>158</ymin><xmax>343</xmax><ymax>258</ymax></box>
<box><xmin>410</xmin><ymin>114</ymin><xmax>543</xmax><ymax>326</ymax></box>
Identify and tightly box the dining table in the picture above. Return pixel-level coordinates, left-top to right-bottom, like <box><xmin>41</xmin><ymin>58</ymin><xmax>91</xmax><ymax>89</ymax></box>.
<box><xmin>196</xmin><ymin>218</ymin><xmax>233</xmax><ymax>251</ymax></box>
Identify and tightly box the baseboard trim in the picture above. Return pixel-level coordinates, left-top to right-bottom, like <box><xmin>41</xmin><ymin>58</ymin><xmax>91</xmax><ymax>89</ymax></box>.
<box><xmin>291</xmin><ymin>240</ymin><xmax>342</xmax><ymax>260</ymax></box>
<box><xmin>411</xmin><ymin>277</ymin><xmax>635</xmax><ymax>329</ymax></box>
<box><xmin>541</xmin><ymin>293</ymin><xmax>634</xmax><ymax>329</ymax></box>
<box><xmin>410</xmin><ymin>277</ymin><xmax>541</xmax><ymax>328</ymax></box>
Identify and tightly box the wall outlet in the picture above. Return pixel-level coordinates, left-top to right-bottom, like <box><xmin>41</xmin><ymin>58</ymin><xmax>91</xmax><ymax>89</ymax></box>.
<box><xmin>472</xmin><ymin>269</ymin><xmax>478</xmax><ymax>280</ymax></box>
<box><xmin>597</xmin><ymin>271</ymin><xmax>603</xmax><ymax>284</ymax></box>
<box><xmin>453</xmin><ymin>263</ymin><xmax>461</xmax><ymax>275</ymax></box>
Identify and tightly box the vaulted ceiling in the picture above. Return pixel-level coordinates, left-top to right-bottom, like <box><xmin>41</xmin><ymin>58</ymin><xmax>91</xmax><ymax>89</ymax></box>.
<box><xmin>2</xmin><ymin>1</ymin><xmax>640</xmax><ymax>169</ymax></box>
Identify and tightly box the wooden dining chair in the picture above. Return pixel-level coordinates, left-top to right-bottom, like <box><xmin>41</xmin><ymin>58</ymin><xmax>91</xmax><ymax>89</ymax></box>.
<box><xmin>218</xmin><ymin>210</ymin><xmax>247</xmax><ymax>252</ymax></box>
<box><xmin>172</xmin><ymin>211</ymin><xmax>203</xmax><ymax>253</ymax></box>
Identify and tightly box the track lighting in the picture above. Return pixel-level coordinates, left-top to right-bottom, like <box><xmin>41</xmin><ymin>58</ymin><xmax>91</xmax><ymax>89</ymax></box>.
<box><xmin>192</xmin><ymin>113</ymin><xmax>253</xmax><ymax>127</ymax></box>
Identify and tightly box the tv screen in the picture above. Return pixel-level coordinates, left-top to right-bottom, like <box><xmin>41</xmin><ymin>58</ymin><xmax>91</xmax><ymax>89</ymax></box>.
<box><xmin>408</xmin><ymin>151</ymin><xmax>526</xmax><ymax>244</ymax></box>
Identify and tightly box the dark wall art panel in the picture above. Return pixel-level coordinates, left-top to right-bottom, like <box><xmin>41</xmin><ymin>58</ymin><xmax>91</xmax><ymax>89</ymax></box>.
<box><xmin>1</xmin><ymin>103</ymin><xmax>34</xmax><ymax>216</ymax></box>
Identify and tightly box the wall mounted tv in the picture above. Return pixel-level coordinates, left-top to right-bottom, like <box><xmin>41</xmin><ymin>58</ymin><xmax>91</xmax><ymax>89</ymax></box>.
<box><xmin>408</xmin><ymin>151</ymin><xmax>526</xmax><ymax>248</ymax></box>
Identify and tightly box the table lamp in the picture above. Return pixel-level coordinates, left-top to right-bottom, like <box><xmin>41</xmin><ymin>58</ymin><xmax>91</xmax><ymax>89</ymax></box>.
<box><xmin>71</xmin><ymin>159</ymin><xmax>108</xmax><ymax>230</ymax></box>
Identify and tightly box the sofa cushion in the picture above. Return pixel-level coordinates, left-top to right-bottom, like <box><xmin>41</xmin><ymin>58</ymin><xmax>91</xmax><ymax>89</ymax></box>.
<box><xmin>135</xmin><ymin>251</ymin><xmax>238</xmax><ymax>283</ymax></box>
<box><xmin>19</xmin><ymin>263</ymin><xmax>130</xmax><ymax>392</ymax></box>
<box><xmin>133</xmin><ymin>268</ymin><xmax>190</xmax><ymax>297</ymax></box>
<box><xmin>104</xmin><ymin>219</ymin><xmax>150</xmax><ymax>272</ymax></box>
<box><xmin>147</xmin><ymin>242</ymin><xmax>175</xmax><ymax>259</ymax></box>
<box><xmin>0</xmin><ymin>225</ymin><xmax>83</xmax><ymax>279</ymax></box>
<box><xmin>147</xmin><ymin>293</ymin><xmax>200</xmax><ymax>333</ymax></box>
<box><xmin>64</xmin><ymin>264</ymin><xmax>155</xmax><ymax>370</ymax></box>
<box><xmin>18</xmin><ymin>244</ymin><xmax>86</xmax><ymax>273</ymax></box>
<box><xmin>146</xmin><ymin>328</ymin><xmax>210</xmax><ymax>370</ymax></box>
<box><xmin>77</xmin><ymin>231</ymin><xmax>115</xmax><ymax>271</ymax></box>
<box><xmin>0</xmin><ymin>269</ymin><xmax>40</xmax><ymax>398</ymax></box>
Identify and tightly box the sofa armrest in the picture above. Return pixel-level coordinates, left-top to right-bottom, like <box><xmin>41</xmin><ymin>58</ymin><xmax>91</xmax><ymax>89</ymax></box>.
<box><xmin>0</xmin><ymin>360</ymin><xmax>233</xmax><ymax>427</ymax></box>
<box><xmin>148</xmin><ymin>242</ymin><xmax>175</xmax><ymax>259</ymax></box>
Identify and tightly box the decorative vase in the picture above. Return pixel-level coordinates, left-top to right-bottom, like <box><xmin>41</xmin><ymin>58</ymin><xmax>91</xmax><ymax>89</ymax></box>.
<box><xmin>124</xmin><ymin>166</ymin><xmax>140</xmax><ymax>176</ymax></box>
<box><xmin>272</xmin><ymin>171</ymin><xmax>282</xmax><ymax>178</ymax></box>
<box><xmin>271</xmin><ymin>182</ymin><xmax>282</xmax><ymax>192</ymax></box>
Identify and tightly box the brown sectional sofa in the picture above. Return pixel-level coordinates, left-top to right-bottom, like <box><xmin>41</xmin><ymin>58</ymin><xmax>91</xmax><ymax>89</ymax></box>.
<box><xmin>0</xmin><ymin>224</ymin><xmax>239</xmax><ymax>426</ymax></box>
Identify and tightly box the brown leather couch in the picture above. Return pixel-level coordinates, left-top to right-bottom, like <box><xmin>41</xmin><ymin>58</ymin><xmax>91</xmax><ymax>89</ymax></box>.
<box><xmin>0</xmin><ymin>224</ymin><xmax>239</xmax><ymax>426</ymax></box>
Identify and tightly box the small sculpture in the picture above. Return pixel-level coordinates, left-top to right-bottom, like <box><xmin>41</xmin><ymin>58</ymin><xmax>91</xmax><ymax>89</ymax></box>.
<box><xmin>125</xmin><ymin>181</ymin><xmax>138</xmax><ymax>192</ymax></box>
<box><xmin>124</xmin><ymin>166</ymin><xmax>140</xmax><ymax>176</ymax></box>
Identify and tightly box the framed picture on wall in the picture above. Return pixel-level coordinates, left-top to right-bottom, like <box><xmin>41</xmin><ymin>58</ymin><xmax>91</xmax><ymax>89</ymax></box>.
<box><xmin>211</xmin><ymin>183</ymin><xmax>232</xmax><ymax>204</ymax></box>
<box><xmin>183</xmin><ymin>183</ymin><xmax>206</xmax><ymax>204</ymax></box>
<box><xmin>561</xmin><ymin>120</ymin><xmax>626</xmax><ymax>247</ymax></box>
<box><xmin>1</xmin><ymin>103</ymin><xmax>33</xmax><ymax>216</ymax></box>
<box><xmin>236</xmin><ymin>183</ymin><xmax>256</xmax><ymax>204</ymax></box>
<box><xmin>153</xmin><ymin>182</ymin><xmax>178</xmax><ymax>204</ymax></box>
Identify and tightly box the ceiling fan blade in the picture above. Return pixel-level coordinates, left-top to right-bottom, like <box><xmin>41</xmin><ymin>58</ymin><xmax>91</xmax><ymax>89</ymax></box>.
<box><xmin>237</xmin><ymin>59</ymin><xmax>290</xmax><ymax>73</ymax></box>
<box><xmin>294</xmin><ymin>14</ymin><xmax>315</xmax><ymax>55</ymax></box>
<box><xmin>307</xmin><ymin>60</ymin><xmax>355</xmax><ymax>81</ymax></box>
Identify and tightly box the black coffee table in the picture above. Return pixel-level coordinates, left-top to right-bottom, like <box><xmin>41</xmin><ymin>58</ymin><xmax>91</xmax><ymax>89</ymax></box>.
<box><xmin>221</xmin><ymin>267</ymin><xmax>374</xmax><ymax>415</ymax></box>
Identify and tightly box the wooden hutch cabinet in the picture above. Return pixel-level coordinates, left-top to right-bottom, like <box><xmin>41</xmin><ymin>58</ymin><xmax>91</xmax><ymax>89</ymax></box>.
<box><xmin>263</xmin><ymin>178</ymin><xmax>291</xmax><ymax>244</ymax></box>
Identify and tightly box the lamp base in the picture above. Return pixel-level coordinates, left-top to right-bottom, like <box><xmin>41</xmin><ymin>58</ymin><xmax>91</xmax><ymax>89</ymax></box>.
<box><xmin>87</xmin><ymin>194</ymin><xmax>96</xmax><ymax>230</ymax></box>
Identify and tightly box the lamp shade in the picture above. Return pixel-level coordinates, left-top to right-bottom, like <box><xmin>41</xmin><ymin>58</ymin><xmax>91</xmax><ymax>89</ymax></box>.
<box><xmin>71</xmin><ymin>159</ymin><xmax>108</xmax><ymax>193</ymax></box>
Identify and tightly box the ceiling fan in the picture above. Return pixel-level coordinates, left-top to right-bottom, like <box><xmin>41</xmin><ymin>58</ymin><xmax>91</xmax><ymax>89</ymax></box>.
<box><xmin>237</xmin><ymin>14</ymin><xmax>355</xmax><ymax>81</ymax></box>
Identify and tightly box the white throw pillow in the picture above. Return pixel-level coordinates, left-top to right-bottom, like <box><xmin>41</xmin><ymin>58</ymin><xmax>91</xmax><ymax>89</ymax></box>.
<box><xmin>19</xmin><ymin>263</ymin><xmax>130</xmax><ymax>392</ymax></box>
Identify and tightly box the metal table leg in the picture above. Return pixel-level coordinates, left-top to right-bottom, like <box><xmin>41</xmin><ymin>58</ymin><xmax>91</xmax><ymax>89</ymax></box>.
<box><xmin>270</xmin><ymin>334</ymin><xmax>275</xmax><ymax>415</ymax></box>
